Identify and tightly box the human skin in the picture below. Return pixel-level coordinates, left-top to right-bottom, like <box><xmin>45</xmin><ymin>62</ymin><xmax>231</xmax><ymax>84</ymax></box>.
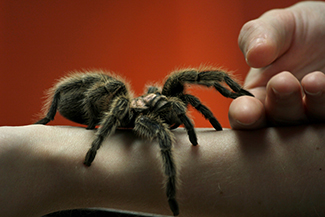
<box><xmin>0</xmin><ymin>124</ymin><xmax>324</xmax><ymax>217</ymax></box>
<box><xmin>229</xmin><ymin>1</ymin><xmax>325</xmax><ymax>129</ymax></box>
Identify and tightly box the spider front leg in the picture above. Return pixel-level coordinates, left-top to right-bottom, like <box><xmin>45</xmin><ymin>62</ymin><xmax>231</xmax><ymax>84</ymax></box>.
<box><xmin>169</xmin><ymin>97</ymin><xmax>198</xmax><ymax>146</ymax></box>
<box><xmin>84</xmin><ymin>95</ymin><xmax>130</xmax><ymax>166</ymax></box>
<box><xmin>161</xmin><ymin>68</ymin><xmax>253</xmax><ymax>131</ymax></box>
<box><xmin>181</xmin><ymin>94</ymin><xmax>222</xmax><ymax>131</ymax></box>
<box><xmin>134</xmin><ymin>115</ymin><xmax>179</xmax><ymax>216</ymax></box>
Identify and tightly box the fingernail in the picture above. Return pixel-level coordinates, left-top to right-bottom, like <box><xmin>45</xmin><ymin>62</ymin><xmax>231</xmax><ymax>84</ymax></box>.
<box><xmin>304</xmin><ymin>89</ymin><xmax>321</xmax><ymax>96</ymax></box>
<box><xmin>236</xmin><ymin>119</ymin><xmax>256</xmax><ymax>126</ymax></box>
<box><xmin>272</xmin><ymin>87</ymin><xmax>293</xmax><ymax>99</ymax></box>
<box><xmin>247</xmin><ymin>37</ymin><xmax>267</xmax><ymax>53</ymax></box>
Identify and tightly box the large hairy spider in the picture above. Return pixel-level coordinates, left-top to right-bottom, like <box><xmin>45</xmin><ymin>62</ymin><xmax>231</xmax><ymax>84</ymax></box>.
<box><xmin>35</xmin><ymin>67</ymin><xmax>253</xmax><ymax>216</ymax></box>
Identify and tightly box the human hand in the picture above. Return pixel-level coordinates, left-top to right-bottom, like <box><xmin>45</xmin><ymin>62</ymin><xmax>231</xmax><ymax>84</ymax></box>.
<box><xmin>229</xmin><ymin>1</ymin><xmax>325</xmax><ymax>129</ymax></box>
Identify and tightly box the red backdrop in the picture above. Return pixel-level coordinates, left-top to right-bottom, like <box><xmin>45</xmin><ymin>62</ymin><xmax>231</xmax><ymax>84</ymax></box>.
<box><xmin>0</xmin><ymin>0</ymin><xmax>299</xmax><ymax>128</ymax></box>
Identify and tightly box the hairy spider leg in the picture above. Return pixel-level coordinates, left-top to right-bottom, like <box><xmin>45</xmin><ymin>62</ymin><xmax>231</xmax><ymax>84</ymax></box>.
<box><xmin>212</xmin><ymin>75</ymin><xmax>254</xmax><ymax>99</ymax></box>
<box><xmin>162</xmin><ymin>69</ymin><xmax>225</xmax><ymax>134</ymax></box>
<box><xmin>35</xmin><ymin>90</ymin><xmax>61</xmax><ymax>124</ymax></box>
<box><xmin>35</xmin><ymin>77</ymin><xmax>85</xmax><ymax>124</ymax></box>
<box><xmin>182</xmin><ymin>94</ymin><xmax>222</xmax><ymax>131</ymax></box>
<box><xmin>134</xmin><ymin>115</ymin><xmax>179</xmax><ymax>216</ymax></box>
<box><xmin>163</xmin><ymin>69</ymin><xmax>253</xmax><ymax>98</ymax></box>
<box><xmin>168</xmin><ymin>97</ymin><xmax>198</xmax><ymax>146</ymax></box>
<box><xmin>222</xmin><ymin>75</ymin><xmax>254</xmax><ymax>97</ymax></box>
<box><xmin>84</xmin><ymin>96</ymin><xmax>130</xmax><ymax>166</ymax></box>
<box><xmin>83</xmin><ymin>79</ymin><xmax>129</xmax><ymax>130</ymax></box>
<box><xmin>162</xmin><ymin>69</ymin><xmax>253</xmax><ymax>128</ymax></box>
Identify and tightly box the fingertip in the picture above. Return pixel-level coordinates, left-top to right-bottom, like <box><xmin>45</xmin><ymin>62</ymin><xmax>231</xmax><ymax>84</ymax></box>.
<box><xmin>302</xmin><ymin>71</ymin><xmax>325</xmax><ymax>119</ymax></box>
<box><xmin>266</xmin><ymin>71</ymin><xmax>301</xmax><ymax>95</ymax></box>
<box><xmin>229</xmin><ymin>96</ymin><xmax>266</xmax><ymax>130</ymax></box>
<box><xmin>265</xmin><ymin>72</ymin><xmax>306</xmax><ymax>124</ymax></box>
<box><xmin>301</xmin><ymin>71</ymin><xmax>325</xmax><ymax>96</ymax></box>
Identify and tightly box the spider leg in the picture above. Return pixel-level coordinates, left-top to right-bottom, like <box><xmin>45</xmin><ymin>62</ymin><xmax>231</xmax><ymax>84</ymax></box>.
<box><xmin>84</xmin><ymin>95</ymin><xmax>130</xmax><ymax>166</ymax></box>
<box><xmin>197</xmin><ymin>69</ymin><xmax>254</xmax><ymax>98</ymax></box>
<box><xmin>134</xmin><ymin>115</ymin><xmax>179</xmax><ymax>216</ymax></box>
<box><xmin>213</xmin><ymin>75</ymin><xmax>254</xmax><ymax>99</ymax></box>
<box><xmin>224</xmin><ymin>75</ymin><xmax>254</xmax><ymax>97</ymax></box>
<box><xmin>169</xmin><ymin>97</ymin><xmax>198</xmax><ymax>146</ymax></box>
<box><xmin>169</xmin><ymin>123</ymin><xmax>181</xmax><ymax>130</ymax></box>
<box><xmin>161</xmin><ymin>68</ymin><xmax>253</xmax><ymax>130</ymax></box>
<box><xmin>162</xmin><ymin>68</ymin><xmax>254</xmax><ymax>99</ymax></box>
<box><xmin>213</xmin><ymin>82</ymin><xmax>242</xmax><ymax>99</ymax></box>
<box><xmin>83</xmin><ymin>79</ymin><xmax>128</xmax><ymax>130</ymax></box>
<box><xmin>35</xmin><ymin>90</ymin><xmax>61</xmax><ymax>124</ymax></box>
<box><xmin>182</xmin><ymin>94</ymin><xmax>222</xmax><ymax>131</ymax></box>
<box><xmin>35</xmin><ymin>73</ymin><xmax>92</xmax><ymax>125</ymax></box>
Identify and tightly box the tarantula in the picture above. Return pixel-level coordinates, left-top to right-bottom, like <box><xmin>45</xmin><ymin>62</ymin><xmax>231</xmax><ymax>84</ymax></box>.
<box><xmin>35</xmin><ymin>67</ymin><xmax>253</xmax><ymax>216</ymax></box>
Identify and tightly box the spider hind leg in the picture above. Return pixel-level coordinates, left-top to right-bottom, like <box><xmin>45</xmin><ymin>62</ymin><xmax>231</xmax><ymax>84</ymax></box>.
<box><xmin>35</xmin><ymin>90</ymin><xmax>61</xmax><ymax>124</ymax></box>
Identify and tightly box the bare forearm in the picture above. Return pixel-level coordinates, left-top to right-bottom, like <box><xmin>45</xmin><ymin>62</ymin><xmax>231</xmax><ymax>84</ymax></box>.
<box><xmin>0</xmin><ymin>125</ymin><xmax>324</xmax><ymax>216</ymax></box>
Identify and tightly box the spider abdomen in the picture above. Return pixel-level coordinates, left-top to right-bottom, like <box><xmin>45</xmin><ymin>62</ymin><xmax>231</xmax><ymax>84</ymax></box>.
<box><xmin>39</xmin><ymin>71</ymin><xmax>130</xmax><ymax>128</ymax></box>
<box><xmin>57</xmin><ymin>91</ymin><xmax>89</xmax><ymax>124</ymax></box>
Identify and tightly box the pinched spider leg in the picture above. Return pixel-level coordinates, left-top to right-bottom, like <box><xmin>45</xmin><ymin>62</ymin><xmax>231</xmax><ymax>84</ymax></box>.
<box><xmin>35</xmin><ymin>90</ymin><xmax>61</xmax><ymax>124</ymax></box>
<box><xmin>196</xmin><ymin>72</ymin><xmax>253</xmax><ymax>98</ymax></box>
<box><xmin>223</xmin><ymin>75</ymin><xmax>254</xmax><ymax>97</ymax></box>
<box><xmin>84</xmin><ymin>96</ymin><xmax>130</xmax><ymax>166</ymax></box>
<box><xmin>195</xmin><ymin>70</ymin><xmax>253</xmax><ymax>99</ymax></box>
<box><xmin>182</xmin><ymin>94</ymin><xmax>222</xmax><ymax>131</ymax></box>
<box><xmin>162</xmin><ymin>69</ymin><xmax>253</xmax><ymax>99</ymax></box>
<box><xmin>213</xmin><ymin>82</ymin><xmax>251</xmax><ymax>99</ymax></box>
<box><xmin>169</xmin><ymin>98</ymin><xmax>198</xmax><ymax>146</ymax></box>
<box><xmin>134</xmin><ymin>115</ymin><xmax>179</xmax><ymax>216</ymax></box>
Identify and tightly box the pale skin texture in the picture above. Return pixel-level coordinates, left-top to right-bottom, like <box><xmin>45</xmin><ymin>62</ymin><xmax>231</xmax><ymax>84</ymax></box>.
<box><xmin>1</xmin><ymin>125</ymin><xmax>325</xmax><ymax>217</ymax></box>
<box><xmin>1</xmin><ymin>1</ymin><xmax>325</xmax><ymax>217</ymax></box>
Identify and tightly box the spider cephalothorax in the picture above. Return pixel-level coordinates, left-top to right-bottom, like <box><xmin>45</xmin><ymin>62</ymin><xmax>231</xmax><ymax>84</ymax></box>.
<box><xmin>35</xmin><ymin>67</ymin><xmax>253</xmax><ymax>216</ymax></box>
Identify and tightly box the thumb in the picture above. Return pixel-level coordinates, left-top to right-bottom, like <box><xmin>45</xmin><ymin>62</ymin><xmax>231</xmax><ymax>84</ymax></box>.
<box><xmin>238</xmin><ymin>8</ymin><xmax>295</xmax><ymax>68</ymax></box>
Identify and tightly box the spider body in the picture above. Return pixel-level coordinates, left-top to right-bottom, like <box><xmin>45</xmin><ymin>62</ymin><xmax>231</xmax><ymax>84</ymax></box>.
<box><xmin>35</xmin><ymin>68</ymin><xmax>253</xmax><ymax>216</ymax></box>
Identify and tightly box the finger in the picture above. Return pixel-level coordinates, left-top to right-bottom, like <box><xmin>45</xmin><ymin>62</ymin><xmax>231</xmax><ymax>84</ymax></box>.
<box><xmin>244</xmin><ymin>68</ymin><xmax>270</xmax><ymax>89</ymax></box>
<box><xmin>301</xmin><ymin>71</ymin><xmax>325</xmax><ymax>120</ymax></box>
<box><xmin>229</xmin><ymin>96</ymin><xmax>266</xmax><ymax>130</ymax></box>
<box><xmin>238</xmin><ymin>9</ymin><xmax>295</xmax><ymax>68</ymax></box>
<box><xmin>265</xmin><ymin>71</ymin><xmax>306</xmax><ymax>125</ymax></box>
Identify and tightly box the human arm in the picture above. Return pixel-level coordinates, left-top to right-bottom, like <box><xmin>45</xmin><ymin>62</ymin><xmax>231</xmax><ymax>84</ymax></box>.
<box><xmin>1</xmin><ymin>124</ymin><xmax>324</xmax><ymax>217</ymax></box>
<box><xmin>229</xmin><ymin>1</ymin><xmax>325</xmax><ymax>129</ymax></box>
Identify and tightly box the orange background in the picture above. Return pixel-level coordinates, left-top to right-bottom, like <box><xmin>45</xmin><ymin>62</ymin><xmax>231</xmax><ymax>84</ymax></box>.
<box><xmin>0</xmin><ymin>0</ymin><xmax>298</xmax><ymax>128</ymax></box>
